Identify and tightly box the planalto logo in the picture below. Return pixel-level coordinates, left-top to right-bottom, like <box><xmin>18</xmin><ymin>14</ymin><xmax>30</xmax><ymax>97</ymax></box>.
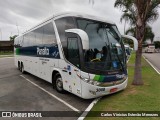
<box><xmin>37</xmin><ymin>47</ymin><xmax>49</xmax><ymax>56</ymax></box>
<box><xmin>116</xmin><ymin>74</ymin><xmax>125</xmax><ymax>79</ymax></box>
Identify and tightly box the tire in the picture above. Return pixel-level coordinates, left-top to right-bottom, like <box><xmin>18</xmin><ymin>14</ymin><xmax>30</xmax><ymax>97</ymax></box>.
<box><xmin>54</xmin><ymin>73</ymin><xmax>64</xmax><ymax>93</ymax></box>
<box><xmin>21</xmin><ymin>63</ymin><xmax>25</xmax><ymax>74</ymax></box>
<box><xmin>18</xmin><ymin>62</ymin><xmax>21</xmax><ymax>71</ymax></box>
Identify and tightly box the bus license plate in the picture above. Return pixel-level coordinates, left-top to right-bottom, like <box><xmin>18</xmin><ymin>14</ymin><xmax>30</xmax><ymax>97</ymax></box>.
<box><xmin>110</xmin><ymin>88</ymin><xmax>118</xmax><ymax>93</ymax></box>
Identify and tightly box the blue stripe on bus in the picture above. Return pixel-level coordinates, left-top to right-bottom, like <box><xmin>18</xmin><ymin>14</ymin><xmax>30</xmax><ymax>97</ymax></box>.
<box><xmin>17</xmin><ymin>44</ymin><xmax>60</xmax><ymax>59</ymax></box>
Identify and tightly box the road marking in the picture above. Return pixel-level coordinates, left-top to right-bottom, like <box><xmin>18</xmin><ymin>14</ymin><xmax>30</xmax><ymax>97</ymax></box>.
<box><xmin>0</xmin><ymin>57</ymin><xmax>14</xmax><ymax>59</ymax></box>
<box><xmin>78</xmin><ymin>97</ymin><xmax>101</xmax><ymax>120</ymax></box>
<box><xmin>143</xmin><ymin>55</ymin><xmax>160</xmax><ymax>75</ymax></box>
<box><xmin>20</xmin><ymin>75</ymin><xmax>80</xmax><ymax>112</ymax></box>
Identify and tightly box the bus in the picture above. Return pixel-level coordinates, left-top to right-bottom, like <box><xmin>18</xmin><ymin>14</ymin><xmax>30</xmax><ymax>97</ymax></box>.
<box><xmin>14</xmin><ymin>12</ymin><xmax>138</xmax><ymax>99</ymax></box>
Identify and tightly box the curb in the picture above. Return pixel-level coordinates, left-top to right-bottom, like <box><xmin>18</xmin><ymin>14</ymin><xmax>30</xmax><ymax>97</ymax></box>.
<box><xmin>143</xmin><ymin>55</ymin><xmax>160</xmax><ymax>75</ymax></box>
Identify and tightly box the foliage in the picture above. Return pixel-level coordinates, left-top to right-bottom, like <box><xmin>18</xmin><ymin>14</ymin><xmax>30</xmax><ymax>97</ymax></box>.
<box><xmin>126</xmin><ymin>25</ymin><xmax>155</xmax><ymax>43</ymax></box>
<box><xmin>115</xmin><ymin>0</ymin><xmax>159</xmax><ymax>43</ymax></box>
<box><xmin>114</xmin><ymin>0</ymin><xmax>160</xmax><ymax>85</ymax></box>
<box><xmin>115</xmin><ymin>0</ymin><xmax>160</xmax><ymax>26</ymax></box>
<box><xmin>10</xmin><ymin>35</ymin><xmax>18</xmax><ymax>41</ymax></box>
<box><xmin>154</xmin><ymin>41</ymin><xmax>160</xmax><ymax>48</ymax></box>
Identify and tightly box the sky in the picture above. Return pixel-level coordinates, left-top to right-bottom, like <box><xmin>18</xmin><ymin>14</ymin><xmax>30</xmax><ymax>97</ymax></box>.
<box><xmin>0</xmin><ymin>0</ymin><xmax>160</xmax><ymax>41</ymax></box>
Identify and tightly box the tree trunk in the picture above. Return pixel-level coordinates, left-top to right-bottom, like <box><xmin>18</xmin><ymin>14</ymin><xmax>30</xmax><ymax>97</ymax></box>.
<box><xmin>132</xmin><ymin>41</ymin><xmax>144</xmax><ymax>85</ymax></box>
<box><xmin>132</xmin><ymin>18</ymin><xmax>144</xmax><ymax>85</ymax></box>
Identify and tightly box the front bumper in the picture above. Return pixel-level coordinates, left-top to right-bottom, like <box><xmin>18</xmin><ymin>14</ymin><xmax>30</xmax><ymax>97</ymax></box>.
<box><xmin>81</xmin><ymin>78</ymin><xmax>128</xmax><ymax>99</ymax></box>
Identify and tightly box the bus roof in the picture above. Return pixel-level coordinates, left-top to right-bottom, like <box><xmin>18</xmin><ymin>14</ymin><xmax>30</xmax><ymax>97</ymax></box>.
<box><xmin>54</xmin><ymin>12</ymin><xmax>115</xmax><ymax>24</ymax></box>
<box><xmin>18</xmin><ymin>12</ymin><xmax>115</xmax><ymax>38</ymax></box>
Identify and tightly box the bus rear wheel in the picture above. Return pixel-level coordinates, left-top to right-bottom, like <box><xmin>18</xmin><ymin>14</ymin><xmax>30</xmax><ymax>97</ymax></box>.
<box><xmin>54</xmin><ymin>73</ymin><xmax>64</xmax><ymax>93</ymax></box>
<box><xmin>18</xmin><ymin>62</ymin><xmax>21</xmax><ymax>70</ymax></box>
<box><xmin>20</xmin><ymin>63</ymin><xmax>25</xmax><ymax>74</ymax></box>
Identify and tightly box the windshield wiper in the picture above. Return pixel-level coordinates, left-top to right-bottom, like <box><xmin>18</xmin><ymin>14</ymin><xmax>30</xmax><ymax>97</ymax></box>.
<box><xmin>115</xmin><ymin>53</ymin><xmax>125</xmax><ymax>72</ymax></box>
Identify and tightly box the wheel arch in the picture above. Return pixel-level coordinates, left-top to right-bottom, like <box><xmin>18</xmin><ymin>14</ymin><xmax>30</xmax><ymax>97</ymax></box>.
<box><xmin>51</xmin><ymin>69</ymin><xmax>62</xmax><ymax>85</ymax></box>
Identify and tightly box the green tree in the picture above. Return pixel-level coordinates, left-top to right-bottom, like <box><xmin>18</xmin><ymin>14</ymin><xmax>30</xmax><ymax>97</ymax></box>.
<box><xmin>154</xmin><ymin>41</ymin><xmax>160</xmax><ymax>49</ymax></box>
<box><xmin>126</xmin><ymin>25</ymin><xmax>155</xmax><ymax>43</ymax></box>
<box><xmin>10</xmin><ymin>35</ymin><xmax>18</xmax><ymax>41</ymax></box>
<box><xmin>115</xmin><ymin>0</ymin><xmax>160</xmax><ymax>85</ymax></box>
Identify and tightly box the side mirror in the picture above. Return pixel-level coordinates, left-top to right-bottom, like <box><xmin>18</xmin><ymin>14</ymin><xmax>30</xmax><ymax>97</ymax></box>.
<box><xmin>65</xmin><ymin>29</ymin><xmax>89</xmax><ymax>50</ymax></box>
<box><xmin>122</xmin><ymin>35</ymin><xmax>138</xmax><ymax>51</ymax></box>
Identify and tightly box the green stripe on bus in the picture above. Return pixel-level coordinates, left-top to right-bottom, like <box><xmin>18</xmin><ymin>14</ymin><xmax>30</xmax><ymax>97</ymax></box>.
<box><xmin>94</xmin><ymin>75</ymin><xmax>105</xmax><ymax>82</ymax></box>
<box><xmin>99</xmin><ymin>76</ymin><xmax>105</xmax><ymax>82</ymax></box>
<box><xmin>16</xmin><ymin>48</ymin><xmax>20</xmax><ymax>55</ymax></box>
<box><xmin>94</xmin><ymin>75</ymin><xmax>100</xmax><ymax>81</ymax></box>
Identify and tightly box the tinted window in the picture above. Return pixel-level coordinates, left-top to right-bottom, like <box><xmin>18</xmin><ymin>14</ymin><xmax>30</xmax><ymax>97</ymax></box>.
<box><xmin>55</xmin><ymin>17</ymin><xmax>76</xmax><ymax>57</ymax></box>
<box><xmin>77</xmin><ymin>18</ymin><xmax>125</xmax><ymax>71</ymax></box>
<box><xmin>29</xmin><ymin>32</ymin><xmax>36</xmax><ymax>46</ymax></box>
<box><xmin>35</xmin><ymin>27</ymin><xmax>43</xmax><ymax>45</ymax></box>
<box><xmin>21</xmin><ymin>22</ymin><xmax>56</xmax><ymax>47</ymax></box>
<box><xmin>43</xmin><ymin>22</ymin><xmax>56</xmax><ymax>44</ymax></box>
<box><xmin>23</xmin><ymin>34</ymin><xmax>29</xmax><ymax>47</ymax></box>
<box><xmin>19</xmin><ymin>36</ymin><xmax>23</xmax><ymax>47</ymax></box>
<box><xmin>67</xmin><ymin>37</ymin><xmax>80</xmax><ymax>67</ymax></box>
<box><xmin>55</xmin><ymin>17</ymin><xmax>76</xmax><ymax>42</ymax></box>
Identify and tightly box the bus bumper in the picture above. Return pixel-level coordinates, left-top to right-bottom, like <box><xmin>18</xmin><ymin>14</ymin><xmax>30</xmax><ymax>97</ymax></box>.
<box><xmin>81</xmin><ymin>78</ymin><xmax>128</xmax><ymax>99</ymax></box>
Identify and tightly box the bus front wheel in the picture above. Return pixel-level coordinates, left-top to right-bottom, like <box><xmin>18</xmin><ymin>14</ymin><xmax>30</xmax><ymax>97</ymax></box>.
<box><xmin>18</xmin><ymin>62</ymin><xmax>21</xmax><ymax>70</ymax></box>
<box><xmin>54</xmin><ymin>73</ymin><xmax>64</xmax><ymax>93</ymax></box>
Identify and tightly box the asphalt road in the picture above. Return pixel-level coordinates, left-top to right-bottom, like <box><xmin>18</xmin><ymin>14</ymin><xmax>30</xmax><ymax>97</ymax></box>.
<box><xmin>143</xmin><ymin>53</ymin><xmax>160</xmax><ymax>73</ymax></box>
<box><xmin>0</xmin><ymin>57</ymin><xmax>93</xmax><ymax>120</ymax></box>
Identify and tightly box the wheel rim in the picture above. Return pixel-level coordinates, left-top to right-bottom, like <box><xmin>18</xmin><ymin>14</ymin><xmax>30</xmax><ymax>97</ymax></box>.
<box><xmin>56</xmin><ymin>77</ymin><xmax>63</xmax><ymax>91</ymax></box>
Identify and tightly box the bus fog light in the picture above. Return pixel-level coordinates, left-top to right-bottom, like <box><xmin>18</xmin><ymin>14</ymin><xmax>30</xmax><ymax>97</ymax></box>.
<box><xmin>88</xmin><ymin>81</ymin><xmax>94</xmax><ymax>85</ymax></box>
<box><xmin>82</xmin><ymin>78</ymin><xmax>90</xmax><ymax>83</ymax></box>
<box><xmin>94</xmin><ymin>81</ymin><xmax>100</xmax><ymax>86</ymax></box>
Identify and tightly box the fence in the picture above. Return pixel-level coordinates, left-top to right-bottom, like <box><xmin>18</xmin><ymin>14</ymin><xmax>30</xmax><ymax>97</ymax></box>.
<box><xmin>0</xmin><ymin>46</ymin><xmax>14</xmax><ymax>52</ymax></box>
<box><xmin>0</xmin><ymin>41</ymin><xmax>14</xmax><ymax>52</ymax></box>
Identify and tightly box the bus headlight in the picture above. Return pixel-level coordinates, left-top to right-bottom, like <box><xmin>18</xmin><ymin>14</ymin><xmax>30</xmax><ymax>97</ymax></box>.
<box><xmin>83</xmin><ymin>78</ymin><xmax>90</xmax><ymax>83</ymax></box>
<box><xmin>81</xmin><ymin>77</ymin><xmax>101</xmax><ymax>86</ymax></box>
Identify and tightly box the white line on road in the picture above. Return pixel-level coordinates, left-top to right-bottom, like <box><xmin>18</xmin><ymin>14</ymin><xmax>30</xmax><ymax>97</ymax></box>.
<box><xmin>78</xmin><ymin>97</ymin><xmax>101</xmax><ymax>120</ymax></box>
<box><xmin>20</xmin><ymin>75</ymin><xmax>80</xmax><ymax>112</ymax></box>
<box><xmin>0</xmin><ymin>57</ymin><xmax>14</xmax><ymax>59</ymax></box>
<box><xmin>143</xmin><ymin>55</ymin><xmax>160</xmax><ymax>75</ymax></box>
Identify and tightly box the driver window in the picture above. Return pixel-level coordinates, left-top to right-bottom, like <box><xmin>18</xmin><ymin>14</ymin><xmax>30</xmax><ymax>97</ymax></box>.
<box><xmin>67</xmin><ymin>37</ymin><xmax>80</xmax><ymax>68</ymax></box>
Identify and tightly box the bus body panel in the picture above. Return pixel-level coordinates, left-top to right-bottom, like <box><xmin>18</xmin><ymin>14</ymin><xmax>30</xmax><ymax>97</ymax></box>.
<box><xmin>15</xmin><ymin>55</ymin><xmax>59</xmax><ymax>83</ymax></box>
<box><xmin>59</xmin><ymin>59</ymin><xmax>82</xmax><ymax>97</ymax></box>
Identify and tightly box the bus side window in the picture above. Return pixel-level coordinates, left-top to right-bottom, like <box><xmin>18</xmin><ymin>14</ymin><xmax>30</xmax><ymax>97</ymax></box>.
<box><xmin>55</xmin><ymin>17</ymin><xmax>76</xmax><ymax>58</ymax></box>
<box><xmin>67</xmin><ymin>37</ymin><xmax>80</xmax><ymax>68</ymax></box>
<box><xmin>23</xmin><ymin>35</ymin><xmax>28</xmax><ymax>47</ymax></box>
<box><xmin>34</xmin><ymin>27</ymin><xmax>43</xmax><ymax>45</ymax></box>
<box><xmin>43</xmin><ymin>22</ymin><xmax>57</xmax><ymax>45</ymax></box>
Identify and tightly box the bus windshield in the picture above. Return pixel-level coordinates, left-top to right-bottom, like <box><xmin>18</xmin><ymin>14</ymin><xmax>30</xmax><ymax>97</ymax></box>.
<box><xmin>76</xmin><ymin>18</ymin><xmax>125</xmax><ymax>71</ymax></box>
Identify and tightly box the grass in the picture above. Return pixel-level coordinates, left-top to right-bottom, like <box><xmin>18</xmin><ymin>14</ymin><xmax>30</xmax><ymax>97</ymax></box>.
<box><xmin>86</xmin><ymin>53</ymin><xmax>160</xmax><ymax>120</ymax></box>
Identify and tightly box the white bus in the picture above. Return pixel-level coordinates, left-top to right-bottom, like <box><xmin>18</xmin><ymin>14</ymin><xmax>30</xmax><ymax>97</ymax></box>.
<box><xmin>14</xmin><ymin>13</ymin><xmax>138</xmax><ymax>99</ymax></box>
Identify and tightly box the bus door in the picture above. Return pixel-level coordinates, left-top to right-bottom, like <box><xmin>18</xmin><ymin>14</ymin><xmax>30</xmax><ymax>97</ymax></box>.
<box><xmin>60</xmin><ymin>33</ymin><xmax>82</xmax><ymax>97</ymax></box>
